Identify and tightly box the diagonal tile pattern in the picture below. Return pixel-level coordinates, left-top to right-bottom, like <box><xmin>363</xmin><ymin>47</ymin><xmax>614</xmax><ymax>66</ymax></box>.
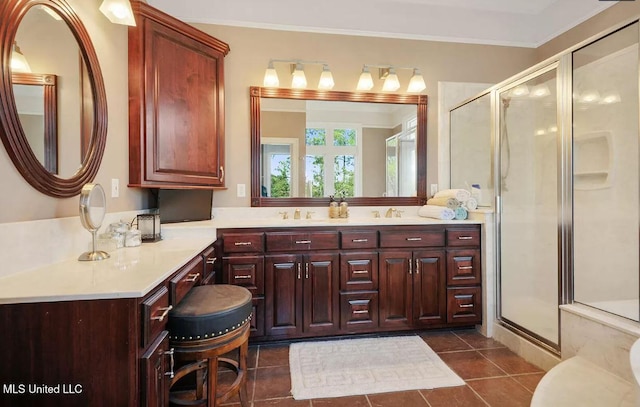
<box><xmin>219</xmin><ymin>329</ymin><xmax>545</xmax><ymax>407</ymax></box>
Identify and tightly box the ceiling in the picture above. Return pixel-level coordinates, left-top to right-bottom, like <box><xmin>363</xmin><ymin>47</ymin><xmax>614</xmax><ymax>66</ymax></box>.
<box><xmin>147</xmin><ymin>0</ymin><xmax>615</xmax><ymax>48</ymax></box>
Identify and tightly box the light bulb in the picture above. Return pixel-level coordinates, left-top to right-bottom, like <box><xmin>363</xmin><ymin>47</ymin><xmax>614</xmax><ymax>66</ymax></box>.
<box><xmin>407</xmin><ymin>69</ymin><xmax>426</xmax><ymax>93</ymax></box>
<box><xmin>263</xmin><ymin>62</ymin><xmax>279</xmax><ymax>87</ymax></box>
<box><xmin>382</xmin><ymin>68</ymin><xmax>400</xmax><ymax>92</ymax></box>
<box><xmin>291</xmin><ymin>63</ymin><xmax>307</xmax><ymax>89</ymax></box>
<box><xmin>530</xmin><ymin>84</ymin><xmax>550</xmax><ymax>98</ymax></box>
<box><xmin>99</xmin><ymin>0</ymin><xmax>136</xmax><ymax>26</ymax></box>
<box><xmin>511</xmin><ymin>84</ymin><xmax>529</xmax><ymax>97</ymax></box>
<box><xmin>11</xmin><ymin>42</ymin><xmax>31</xmax><ymax>73</ymax></box>
<box><xmin>356</xmin><ymin>67</ymin><xmax>374</xmax><ymax>91</ymax></box>
<box><xmin>318</xmin><ymin>65</ymin><xmax>334</xmax><ymax>90</ymax></box>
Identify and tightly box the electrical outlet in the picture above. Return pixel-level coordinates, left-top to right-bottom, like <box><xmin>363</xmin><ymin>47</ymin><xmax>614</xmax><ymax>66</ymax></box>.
<box><xmin>430</xmin><ymin>184</ymin><xmax>438</xmax><ymax>196</ymax></box>
<box><xmin>111</xmin><ymin>178</ymin><xmax>119</xmax><ymax>198</ymax></box>
<box><xmin>237</xmin><ymin>183</ymin><xmax>246</xmax><ymax>198</ymax></box>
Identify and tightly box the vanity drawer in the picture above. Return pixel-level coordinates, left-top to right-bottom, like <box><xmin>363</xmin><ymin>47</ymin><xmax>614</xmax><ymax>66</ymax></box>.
<box><xmin>141</xmin><ymin>286</ymin><xmax>170</xmax><ymax>348</ymax></box>
<box><xmin>169</xmin><ymin>256</ymin><xmax>203</xmax><ymax>305</ymax></box>
<box><xmin>223</xmin><ymin>232</ymin><xmax>265</xmax><ymax>253</ymax></box>
<box><xmin>340</xmin><ymin>252</ymin><xmax>378</xmax><ymax>291</ymax></box>
<box><xmin>201</xmin><ymin>245</ymin><xmax>216</xmax><ymax>285</ymax></box>
<box><xmin>340</xmin><ymin>230</ymin><xmax>378</xmax><ymax>249</ymax></box>
<box><xmin>446</xmin><ymin>249</ymin><xmax>481</xmax><ymax>286</ymax></box>
<box><xmin>266</xmin><ymin>231</ymin><xmax>339</xmax><ymax>251</ymax></box>
<box><xmin>340</xmin><ymin>291</ymin><xmax>379</xmax><ymax>332</ymax></box>
<box><xmin>223</xmin><ymin>255</ymin><xmax>265</xmax><ymax>296</ymax></box>
<box><xmin>379</xmin><ymin>229</ymin><xmax>444</xmax><ymax>248</ymax></box>
<box><xmin>447</xmin><ymin>286</ymin><xmax>482</xmax><ymax>324</ymax></box>
<box><xmin>446</xmin><ymin>228</ymin><xmax>480</xmax><ymax>247</ymax></box>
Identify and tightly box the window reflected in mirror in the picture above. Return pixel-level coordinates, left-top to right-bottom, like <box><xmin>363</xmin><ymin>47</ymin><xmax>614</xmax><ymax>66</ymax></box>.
<box><xmin>259</xmin><ymin>98</ymin><xmax>417</xmax><ymax>199</ymax></box>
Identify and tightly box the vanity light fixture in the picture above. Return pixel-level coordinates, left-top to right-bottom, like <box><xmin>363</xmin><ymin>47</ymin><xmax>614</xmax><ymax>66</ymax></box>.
<box><xmin>10</xmin><ymin>41</ymin><xmax>31</xmax><ymax>73</ymax></box>
<box><xmin>99</xmin><ymin>0</ymin><xmax>136</xmax><ymax>26</ymax></box>
<box><xmin>356</xmin><ymin>66</ymin><xmax>374</xmax><ymax>91</ymax></box>
<box><xmin>530</xmin><ymin>84</ymin><xmax>551</xmax><ymax>98</ymax></box>
<box><xmin>600</xmin><ymin>92</ymin><xmax>621</xmax><ymax>104</ymax></box>
<box><xmin>262</xmin><ymin>59</ymin><xmax>333</xmax><ymax>90</ymax></box>
<box><xmin>510</xmin><ymin>84</ymin><xmax>530</xmax><ymax>97</ymax></box>
<box><xmin>291</xmin><ymin>63</ymin><xmax>307</xmax><ymax>89</ymax></box>
<box><xmin>357</xmin><ymin>64</ymin><xmax>426</xmax><ymax>93</ymax></box>
<box><xmin>407</xmin><ymin>69</ymin><xmax>426</xmax><ymax>93</ymax></box>
<box><xmin>263</xmin><ymin>61</ymin><xmax>279</xmax><ymax>87</ymax></box>
<box><xmin>318</xmin><ymin>64</ymin><xmax>335</xmax><ymax>90</ymax></box>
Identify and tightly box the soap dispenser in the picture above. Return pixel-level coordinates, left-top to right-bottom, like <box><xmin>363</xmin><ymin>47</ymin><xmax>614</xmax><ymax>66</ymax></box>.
<box><xmin>339</xmin><ymin>196</ymin><xmax>349</xmax><ymax>218</ymax></box>
<box><xmin>329</xmin><ymin>195</ymin><xmax>339</xmax><ymax>218</ymax></box>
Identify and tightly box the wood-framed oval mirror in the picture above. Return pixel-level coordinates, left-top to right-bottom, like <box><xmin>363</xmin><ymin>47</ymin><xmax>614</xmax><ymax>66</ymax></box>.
<box><xmin>0</xmin><ymin>0</ymin><xmax>107</xmax><ymax>197</ymax></box>
<box><xmin>250</xmin><ymin>86</ymin><xmax>428</xmax><ymax>207</ymax></box>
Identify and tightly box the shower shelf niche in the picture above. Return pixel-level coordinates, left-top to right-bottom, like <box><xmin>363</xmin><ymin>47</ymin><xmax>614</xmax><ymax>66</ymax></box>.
<box><xmin>573</xmin><ymin>131</ymin><xmax>613</xmax><ymax>190</ymax></box>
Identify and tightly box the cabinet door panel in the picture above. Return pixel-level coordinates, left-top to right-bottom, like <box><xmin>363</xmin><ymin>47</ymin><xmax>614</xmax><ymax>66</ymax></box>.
<box><xmin>303</xmin><ymin>253</ymin><xmax>340</xmax><ymax>334</ymax></box>
<box><xmin>265</xmin><ymin>255</ymin><xmax>302</xmax><ymax>337</ymax></box>
<box><xmin>140</xmin><ymin>331</ymin><xmax>170</xmax><ymax>407</ymax></box>
<box><xmin>413</xmin><ymin>250</ymin><xmax>446</xmax><ymax>326</ymax></box>
<box><xmin>379</xmin><ymin>250</ymin><xmax>412</xmax><ymax>329</ymax></box>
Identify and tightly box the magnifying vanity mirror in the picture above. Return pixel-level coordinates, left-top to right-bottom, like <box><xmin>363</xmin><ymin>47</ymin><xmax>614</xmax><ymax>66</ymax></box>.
<box><xmin>0</xmin><ymin>0</ymin><xmax>107</xmax><ymax>197</ymax></box>
<box><xmin>78</xmin><ymin>183</ymin><xmax>109</xmax><ymax>261</ymax></box>
<box><xmin>250</xmin><ymin>87</ymin><xmax>428</xmax><ymax>207</ymax></box>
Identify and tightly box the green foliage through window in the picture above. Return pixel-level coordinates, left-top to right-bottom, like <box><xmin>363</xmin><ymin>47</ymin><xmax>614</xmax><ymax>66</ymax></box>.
<box><xmin>305</xmin><ymin>128</ymin><xmax>326</xmax><ymax>146</ymax></box>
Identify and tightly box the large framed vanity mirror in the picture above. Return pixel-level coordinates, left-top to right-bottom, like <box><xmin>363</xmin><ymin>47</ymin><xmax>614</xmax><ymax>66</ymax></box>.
<box><xmin>250</xmin><ymin>86</ymin><xmax>428</xmax><ymax>207</ymax></box>
<box><xmin>0</xmin><ymin>0</ymin><xmax>107</xmax><ymax>197</ymax></box>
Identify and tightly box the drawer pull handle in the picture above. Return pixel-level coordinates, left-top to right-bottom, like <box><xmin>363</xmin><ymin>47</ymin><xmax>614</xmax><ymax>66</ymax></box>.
<box><xmin>457</xmin><ymin>236</ymin><xmax>473</xmax><ymax>240</ymax></box>
<box><xmin>458</xmin><ymin>266</ymin><xmax>473</xmax><ymax>270</ymax></box>
<box><xmin>206</xmin><ymin>257</ymin><xmax>217</xmax><ymax>264</ymax></box>
<box><xmin>152</xmin><ymin>306</ymin><xmax>173</xmax><ymax>322</ymax></box>
<box><xmin>353</xmin><ymin>310</ymin><xmax>369</xmax><ymax>314</ymax></box>
<box><xmin>459</xmin><ymin>304</ymin><xmax>474</xmax><ymax>308</ymax></box>
<box><xmin>165</xmin><ymin>348</ymin><xmax>175</xmax><ymax>378</ymax></box>
<box><xmin>353</xmin><ymin>270</ymin><xmax>368</xmax><ymax>274</ymax></box>
<box><xmin>185</xmin><ymin>273</ymin><xmax>200</xmax><ymax>282</ymax></box>
<box><xmin>352</xmin><ymin>238</ymin><xmax>368</xmax><ymax>243</ymax></box>
<box><xmin>406</xmin><ymin>237</ymin><xmax>422</xmax><ymax>241</ymax></box>
<box><xmin>234</xmin><ymin>242</ymin><xmax>252</xmax><ymax>246</ymax></box>
<box><xmin>295</xmin><ymin>240</ymin><xmax>312</xmax><ymax>244</ymax></box>
<box><xmin>234</xmin><ymin>275</ymin><xmax>252</xmax><ymax>280</ymax></box>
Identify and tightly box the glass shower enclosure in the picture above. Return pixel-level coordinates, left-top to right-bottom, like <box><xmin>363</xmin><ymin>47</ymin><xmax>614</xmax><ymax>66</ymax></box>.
<box><xmin>449</xmin><ymin>19</ymin><xmax>640</xmax><ymax>352</ymax></box>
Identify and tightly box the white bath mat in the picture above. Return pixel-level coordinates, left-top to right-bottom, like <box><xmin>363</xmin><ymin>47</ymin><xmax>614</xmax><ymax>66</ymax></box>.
<box><xmin>289</xmin><ymin>335</ymin><xmax>465</xmax><ymax>400</ymax></box>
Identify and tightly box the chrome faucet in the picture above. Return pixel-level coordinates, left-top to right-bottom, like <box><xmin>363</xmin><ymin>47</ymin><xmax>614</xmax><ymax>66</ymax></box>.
<box><xmin>294</xmin><ymin>208</ymin><xmax>301</xmax><ymax>219</ymax></box>
<box><xmin>385</xmin><ymin>208</ymin><xmax>396</xmax><ymax>218</ymax></box>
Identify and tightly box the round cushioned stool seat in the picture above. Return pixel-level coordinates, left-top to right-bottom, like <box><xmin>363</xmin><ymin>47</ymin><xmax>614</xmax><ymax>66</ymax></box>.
<box><xmin>168</xmin><ymin>285</ymin><xmax>252</xmax><ymax>342</ymax></box>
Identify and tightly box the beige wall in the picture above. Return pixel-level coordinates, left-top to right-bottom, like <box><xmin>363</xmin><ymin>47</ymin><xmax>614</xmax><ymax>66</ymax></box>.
<box><xmin>536</xmin><ymin>1</ymin><xmax>640</xmax><ymax>62</ymax></box>
<box><xmin>0</xmin><ymin>0</ymin><xmax>148</xmax><ymax>223</ymax></box>
<box><xmin>193</xmin><ymin>23</ymin><xmax>537</xmax><ymax>207</ymax></box>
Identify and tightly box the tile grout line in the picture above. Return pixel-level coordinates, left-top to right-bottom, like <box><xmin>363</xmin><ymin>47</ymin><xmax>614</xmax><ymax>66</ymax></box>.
<box><xmin>418</xmin><ymin>389</ymin><xmax>434</xmax><ymax>407</ymax></box>
<box><xmin>364</xmin><ymin>394</ymin><xmax>373</xmax><ymax>407</ymax></box>
<box><xmin>464</xmin><ymin>383</ymin><xmax>492</xmax><ymax>407</ymax></box>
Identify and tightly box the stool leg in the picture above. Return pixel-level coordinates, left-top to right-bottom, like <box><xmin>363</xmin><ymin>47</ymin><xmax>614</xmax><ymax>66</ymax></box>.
<box><xmin>238</xmin><ymin>341</ymin><xmax>249</xmax><ymax>407</ymax></box>
<box><xmin>207</xmin><ymin>356</ymin><xmax>218</xmax><ymax>407</ymax></box>
<box><xmin>196</xmin><ymin>363</ymin><xmax>205</xmax><ymax>401</ymax></box>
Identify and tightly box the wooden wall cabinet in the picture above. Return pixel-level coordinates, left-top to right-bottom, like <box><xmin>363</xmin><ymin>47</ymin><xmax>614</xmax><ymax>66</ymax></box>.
<box><xmin>128</xmin><ymin>2</ymin><xmax>229</xmax><ymax>188</ymax></box>
<box><xmin>219</xmin><ymin>224</ymin><xmax>482</xmax><ymax>342</ymax></box>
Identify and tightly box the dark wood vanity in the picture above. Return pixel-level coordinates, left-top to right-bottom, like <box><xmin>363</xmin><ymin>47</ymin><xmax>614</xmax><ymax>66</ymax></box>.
<box><xmin>0</xmin><ymin>245</ymin><xmax>215</xmax><ymax>407</ymax></box>
<box><xmin>217</xmin><ymin>224</ymin><xmax>482</xmax><ymax>342</ymax></box>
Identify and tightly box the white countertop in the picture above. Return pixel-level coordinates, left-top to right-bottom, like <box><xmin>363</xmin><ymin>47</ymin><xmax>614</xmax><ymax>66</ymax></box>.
<box><xmin>0</xmin><ymin>236</ymin><xmax>215</xmax><ymax>305</ymax></box>
<box><xmin>0</xmin><ymin>207</ymin><xmax>490</xmax><ymax>305</ymax></box>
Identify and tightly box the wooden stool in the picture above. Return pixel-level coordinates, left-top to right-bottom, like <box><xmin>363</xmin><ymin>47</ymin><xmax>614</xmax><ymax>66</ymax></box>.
<box><xmin>168</xmin><ymin>284</ymin><xmax>252</xmax><ymax>407</ymax></box>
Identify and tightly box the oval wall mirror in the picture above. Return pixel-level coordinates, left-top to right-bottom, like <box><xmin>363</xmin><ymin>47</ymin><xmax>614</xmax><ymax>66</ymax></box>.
<box><xmin>0</xmin><ymin>0</ymin><xmax>107</xmax><ymax>197</ymax></box>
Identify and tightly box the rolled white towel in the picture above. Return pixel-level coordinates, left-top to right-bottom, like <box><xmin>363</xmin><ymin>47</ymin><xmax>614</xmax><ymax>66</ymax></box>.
<box><xmin>434</xmin><ymin>188</ymin><xmax>471</xmax><ymax>202</ymax></box>
<box><xmin>418</xmin><ymin>205</ymin><xmax>455</xmax><ymax>220</ymax></box>
<box><xmin>427</xmin><ymin>197</ymin><xmax>460</xmax><ymax>209</ymax></box>
<box><xmin>464</xmin><ymin>197</ymin><xmax>478</xmax><ymax>211</ymax></box>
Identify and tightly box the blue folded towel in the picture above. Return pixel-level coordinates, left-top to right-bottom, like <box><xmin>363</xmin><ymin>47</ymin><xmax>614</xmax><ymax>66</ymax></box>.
<box><xmin>454</xmin><ymin>207</ymin><xmax>468</xmax><ymax>220</ymax></box>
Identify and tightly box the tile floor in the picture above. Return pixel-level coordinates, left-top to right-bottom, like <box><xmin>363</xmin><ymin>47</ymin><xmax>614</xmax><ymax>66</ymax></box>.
<box><xmin>220</xmin><ymin>329</ymin><xmax>545</xmax><ymax>407</ymax></box>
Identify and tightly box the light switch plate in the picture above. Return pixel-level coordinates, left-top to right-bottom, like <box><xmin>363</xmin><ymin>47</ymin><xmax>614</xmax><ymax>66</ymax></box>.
<box><xmin>237</xmin><ymin>183</ymin><xmax>246</xmax><ymax>197</ymax></box>
<box><xmin>111</xmin><ymin>178</ymin><xmax>119</xmax><ymax>198</ymax></box>
<box><xmin>430</xmin><ymin>184</ymin><xmax>438</xmax><ymax>196</ymax></box>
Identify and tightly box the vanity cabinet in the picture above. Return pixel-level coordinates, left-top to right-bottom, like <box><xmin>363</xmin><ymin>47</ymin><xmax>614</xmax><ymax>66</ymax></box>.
<box><xmin>379</xmin><ymin>250</ymin><xmax>447</xmax><ymax>329</ymax></box>
<box><xmin>218</xmin><ymin>224</ymin><xmax>482</xmax><ymax>342</ymax></box>
<box><xmin>0</xmin><ymin>244</ymin><xmax>213</xmax><ymax>407</ymax></box>
<box><xmin>128</xmin><ymin>2</ymin><xmax>229</xmax><ymax>188</ymax></box>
